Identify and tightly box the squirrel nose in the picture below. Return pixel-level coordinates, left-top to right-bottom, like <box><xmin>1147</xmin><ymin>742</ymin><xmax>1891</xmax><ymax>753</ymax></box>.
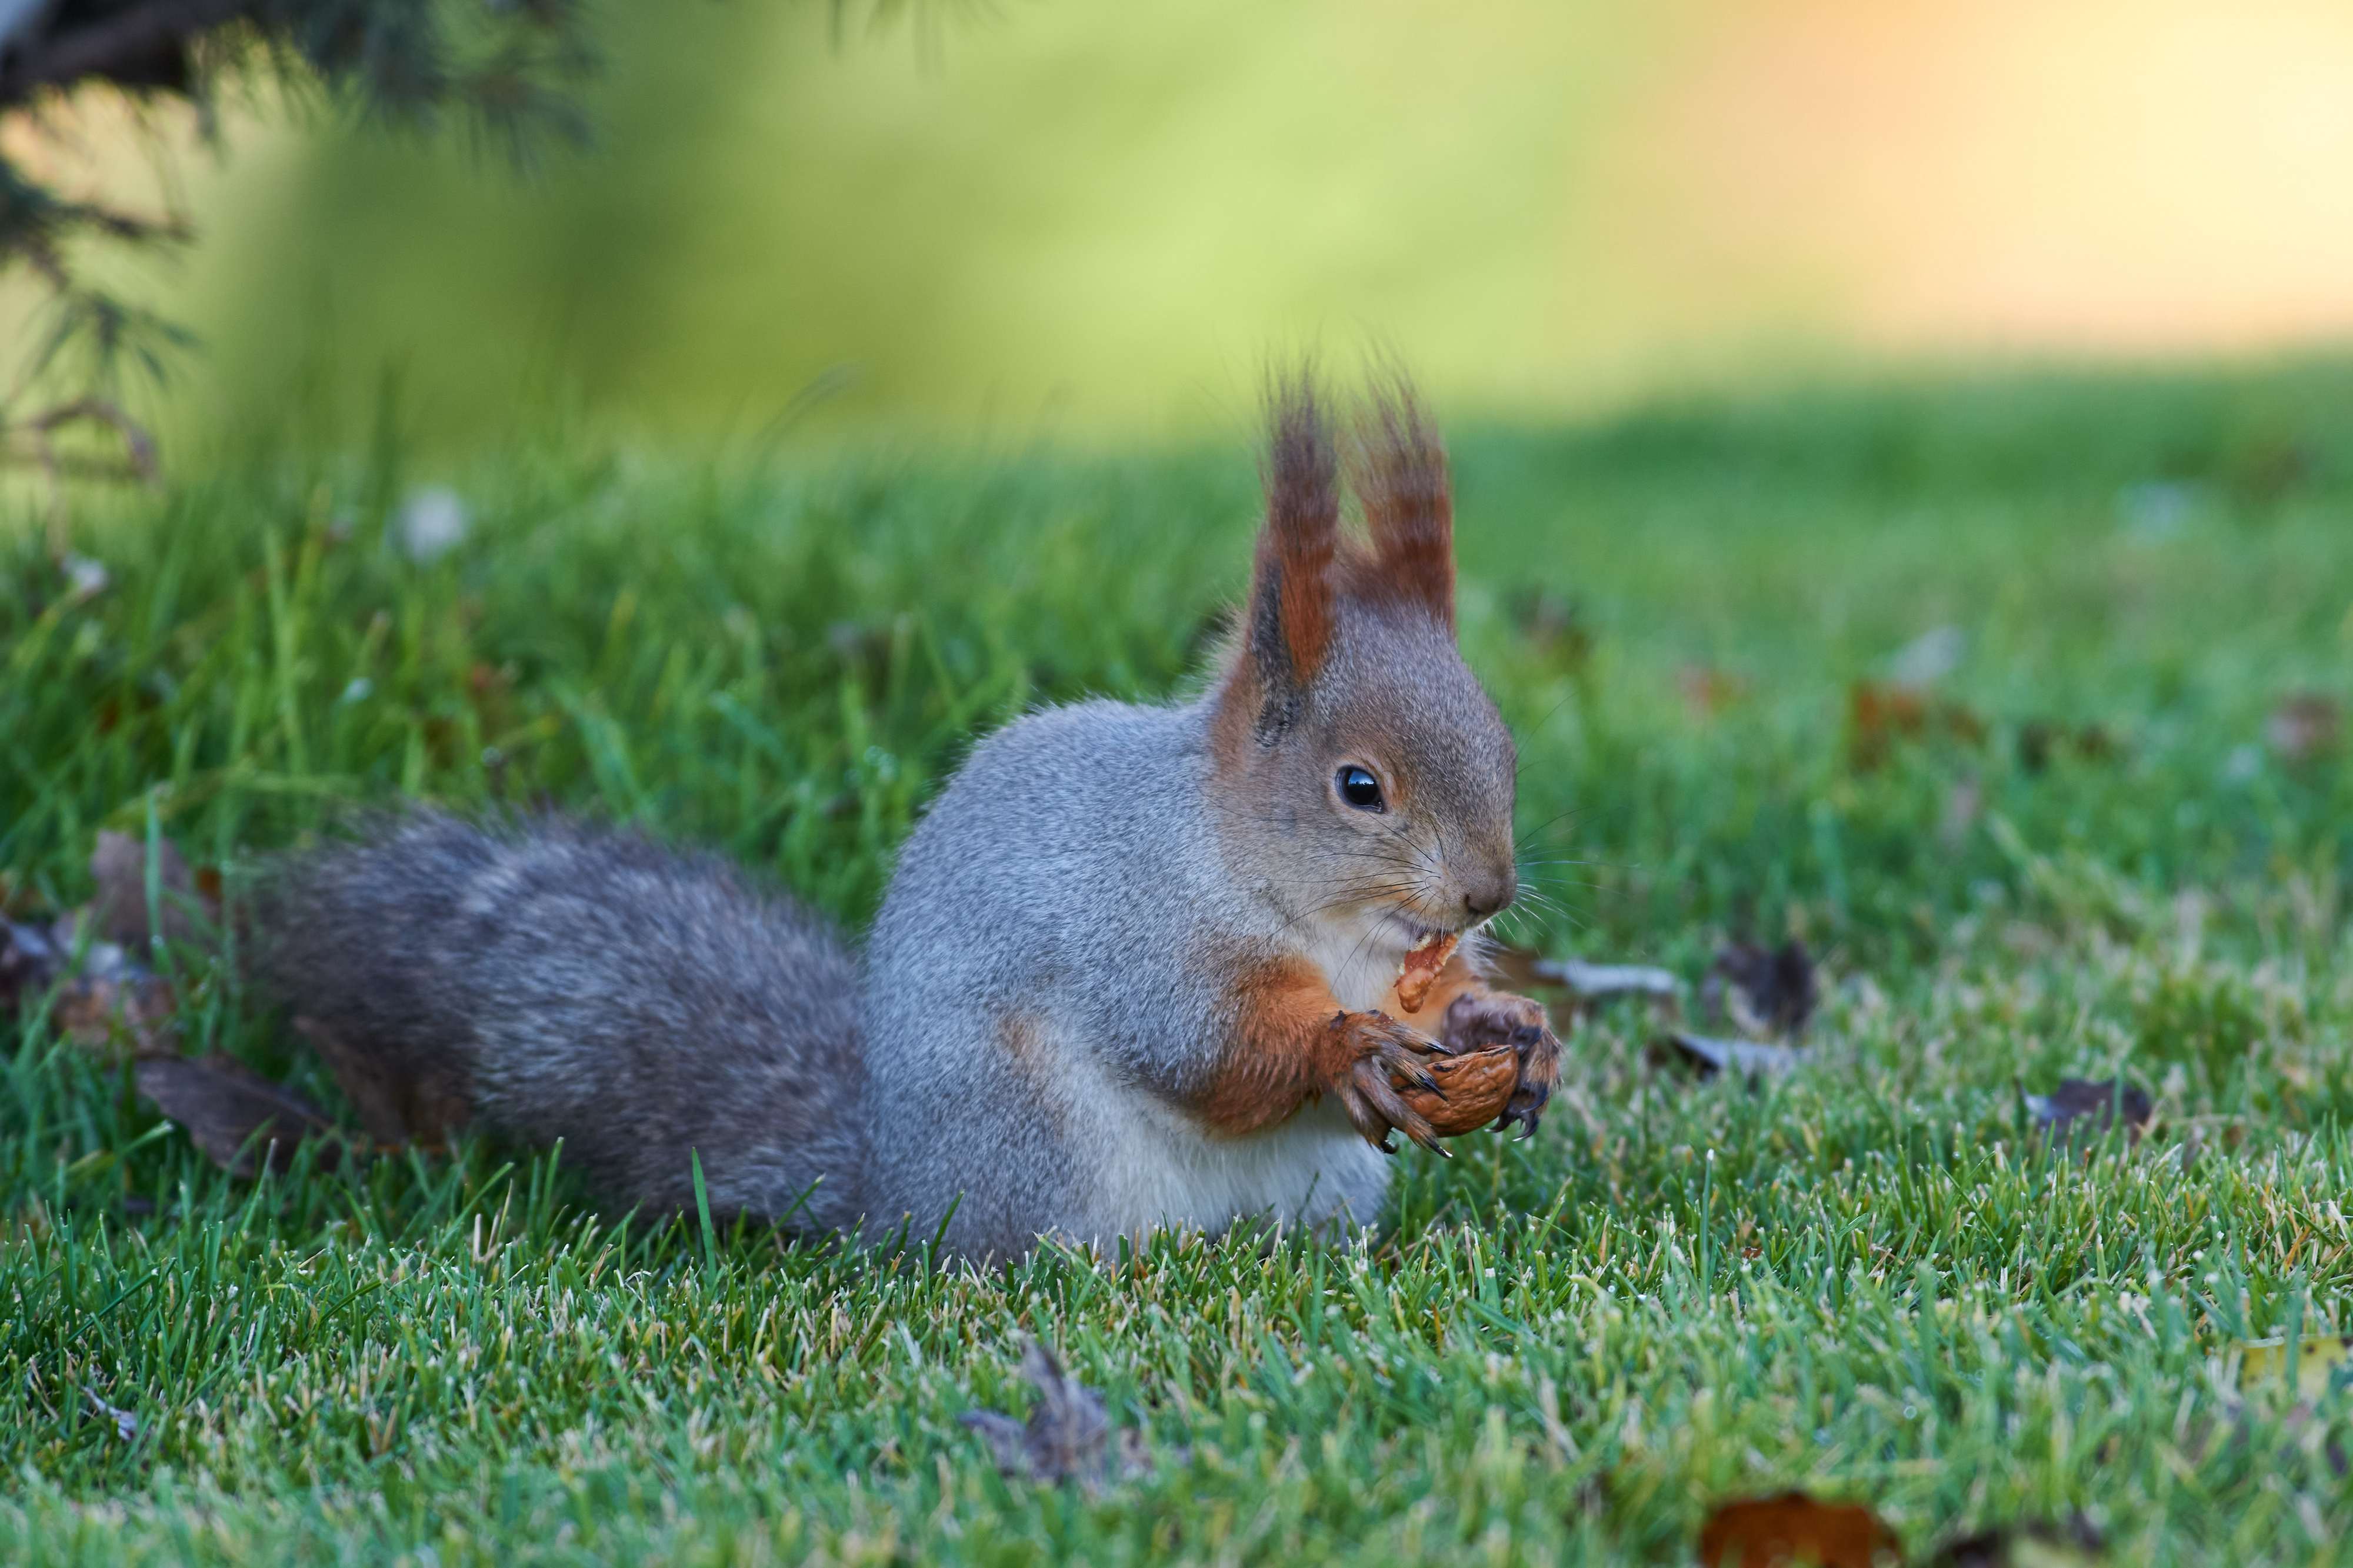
<box><xmin>1462</xmin><ymin>869</ymin><xmax>1518</xmax><ymax>923</ymax></box>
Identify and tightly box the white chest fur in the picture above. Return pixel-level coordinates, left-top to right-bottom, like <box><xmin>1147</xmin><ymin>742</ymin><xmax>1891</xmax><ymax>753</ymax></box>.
<box><xmin>1299</xmin><ymin>908</ymin><xmax>1415</xmax><ymax>1013</ymax></box>
<box><xmin>1059</xmin><ymin>1046</ymin><xmax>1392</xmax><ymax>1249</ymax></box>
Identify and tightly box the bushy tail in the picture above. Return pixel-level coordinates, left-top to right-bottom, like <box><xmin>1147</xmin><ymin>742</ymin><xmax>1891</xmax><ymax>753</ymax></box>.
<box><xmin>256</xmin><ymin>812</ymin><xmax>866</xmax><ymax>1232</ymax></box>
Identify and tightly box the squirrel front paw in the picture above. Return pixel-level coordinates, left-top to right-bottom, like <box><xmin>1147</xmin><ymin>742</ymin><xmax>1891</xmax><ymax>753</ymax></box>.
<box><xmin>1325</xmin><ymin>1010</ymin><xmax>1448</xmax><ymax>1156</ymax></box>
<box><xmin>1441</xmin><ymin>990</ymin><xmax>1561</xmax><ymax>1139</ymax></box>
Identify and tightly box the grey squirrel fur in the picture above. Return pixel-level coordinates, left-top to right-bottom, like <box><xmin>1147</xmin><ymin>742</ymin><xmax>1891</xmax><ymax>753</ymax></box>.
<box><xmin>258</xmin><ymin>375</ymin><xmax>1558</xmax><ymax>1260</ymax></box>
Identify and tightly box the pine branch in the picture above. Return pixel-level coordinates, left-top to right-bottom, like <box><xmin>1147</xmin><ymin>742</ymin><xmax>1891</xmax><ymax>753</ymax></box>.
<box><xmin>0</xmin><ymin>1</ymin><xmax>254</xmax><ymax>105</ymax></box>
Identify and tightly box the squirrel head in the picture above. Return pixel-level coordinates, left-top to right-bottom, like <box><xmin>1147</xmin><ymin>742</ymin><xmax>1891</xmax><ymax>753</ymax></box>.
<box><xmin>1209</xmin><ymin>372</ymin><xmax>1519</xmax><ymax>956</ymax></box>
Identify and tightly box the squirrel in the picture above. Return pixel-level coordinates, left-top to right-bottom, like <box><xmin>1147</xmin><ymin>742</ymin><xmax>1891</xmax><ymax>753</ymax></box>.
<box><xmin>258</xmin><ymin>374</ymin><xmax>1561</xmax><ymax>1261</ymax></box>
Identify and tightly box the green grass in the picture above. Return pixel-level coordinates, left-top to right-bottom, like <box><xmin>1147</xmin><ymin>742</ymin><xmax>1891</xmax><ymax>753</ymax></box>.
<box><xmin>6</xmin><ymin>362</ymin><xmax>2353</xmax><ymax>1564</ymax></box>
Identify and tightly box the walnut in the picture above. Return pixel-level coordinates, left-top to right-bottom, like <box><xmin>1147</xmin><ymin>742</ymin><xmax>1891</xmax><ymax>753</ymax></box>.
<box><xmin>1396</xmin><ymin>1042</ymin><xmax>1517</xmax><ymax>1136</ymax></box>
<box><xmin>1393</xmin><ymin>932</ymin><xmax>1458</xmax><ymax>1013</ymax></box>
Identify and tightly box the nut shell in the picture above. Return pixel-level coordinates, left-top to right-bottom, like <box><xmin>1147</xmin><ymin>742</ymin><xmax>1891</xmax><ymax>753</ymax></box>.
<box><xmin>1394</xmin><ymin>932</ymin><xmax>1459</xmax><ymax>1013</ymax></box>
<box><xmin>1396</xmin><ymin>1043</ymin><xmax>1517</xmax><ymax>1136</ymax></box>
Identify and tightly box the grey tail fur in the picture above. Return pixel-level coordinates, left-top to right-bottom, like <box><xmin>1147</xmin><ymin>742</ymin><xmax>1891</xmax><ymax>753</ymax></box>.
<box><xmin>254</xmin><ymin>812</ymin><xmax>865</xmax><ymax>1233</ymax></box>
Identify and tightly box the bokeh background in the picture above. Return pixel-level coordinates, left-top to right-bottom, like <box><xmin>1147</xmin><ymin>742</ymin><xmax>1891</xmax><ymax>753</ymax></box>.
<box><xmin>11</xmin><ymin>0</ymin><xmax>2353</xmax><ymax>449</ymax></box>
<box><xmin>11</xmin><ymin>13</ymin><xmax>2353</xmax><ymax>1559</ymax></box>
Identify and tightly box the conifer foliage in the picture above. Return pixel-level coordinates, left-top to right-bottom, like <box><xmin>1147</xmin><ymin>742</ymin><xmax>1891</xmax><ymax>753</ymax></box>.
<box><xmin>0</xmin><ymin>1</ymin><xmax>599</xmax><ymax>488</ymax></box>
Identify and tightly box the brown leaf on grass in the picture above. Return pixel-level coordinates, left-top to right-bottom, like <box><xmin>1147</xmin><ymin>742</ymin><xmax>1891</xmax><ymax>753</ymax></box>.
<box><xmin>88</xmin><ymin>830</ymin><xmax>219</xmax><ymax>953</ymax></box>
<box><xmin>2026</xmin><ymin>1079</ymin><xmax>2152</xmax><ymax>1143</ymax></box>
<box><xmin>52</xmin><ymin>965</ymin><xmax>179</xmax><ymax>1054</ymax></box>
<box><xmin>1926</xmin><ymin>1516</ymin><xmax>2104</xmax><ymax>1567</ymax></box>
<box><xmin>2185</xmin><ymin>1345</ymin><xmax>2351</xmax><ymax>1480</ymax></box>
<box><xmin>1848</xmin><ymin>680</ymin><xmax>1928</xmax><ymax>771</ymax></box>
<box><xmin>1487</xmin><ymin>943</ymin><xmax>1679</xmax><ymax>1002</ymax></box>
<box><xmin>466</xmin><ymin>661</ymin><xmax>518</xmax><ymax>738</ymax></box>
<box><xmin>134</xmin><ymin>1053</ymin><xmax>338</xmax><ymax>1177</ymax></box>
<box><xmin>1938</xmin><ymin>777</ymin><xmax>1984</xmax><ymax>850</ymax></box>
<box><xmin>81</xmin><ymin>1387</ymin><xmax>139</xmax><ymax>1443</ymax></box>
<box><xmin>2232</xmin><ymin>435</ymin><xmax>2315</xmax><ymax>504</ymax></box>
<box><xmin>1889</xmin><ymin>625</ymin><xmax>1965</xmax><ymax>686</ymax></box>
<box><xmin>3</xmin><ymin>915</ymin><xmax>178</xmax><ymax>1052</ymax></box>
<box><xmin>1697</xmin><ymin>1492</ymin><xmax>1900</xmax><ymax>1567</ymax></box>
<box><xmin>1707</xmin><ymin>939</ymin><xmax>1818</xmax><ymax>1037</ymax></box>
<box><xmin>1485</xmin><ymin>943</ymin><xmax>1571</xmax><ymax>998</ymax></box>
<box><xmin>2188</xmin><ymin>1338</ymin><xmax>2353</xmax><ymax>1479</ymax></box>
<box><xmin>825</xmin><ymin>618</ymin><xmax>896</xmax><ymax>680</ymax></box>
<box><xmin>959</xmin><ymin>1338</ymin><xmax>1155</xmax><ymax>1486</ymax></box>
<box><xmin>2266</xmin><ymin>693</ymin><xmax>2342</xmax><ymax>766</ymax></box>
<box><xmin>1</xmin><ymin>919</ymin><xmax>62</xmax><ymax>1014</ymax></box>
<box><xmin>2282</xmin><ymin>1400</ymin><xmax>2352</xmax><ymax>1480</ymax></box>
<box><xmin>1677</xmin><ymin>664</ymin><xmax>1752</xmax><ymax>719</ymax></box>
<box><xmin>1659</xmin><ymin>1029</ymin><xmax>1805</xmax><ymax>1080</ymax></box>
<box><xmin>1507</xmin><ymin>588</ymin><xmax>1594</xmax><ymax>670</ymax></box>
<box><xmin>1534</xmin><ymin>956</ymin><xmax>1682</xmax><ymax>1002</ymax></box>
<box><xmin>2017</xmin><ymin>722</ymin><xmax>2121</xmax><ymax>774</ymax></box>
<box><xmin>1848</xmin><ymin>682</ymin><xmax>1986</xmax><ymax>772</ymax></box>
<box><xmin>2238</xmin><ymin>1335</ymin><xmax>2353</xmax><ymax>1402</ymax></box>
<box><xmin>295</xmin><ymin>1016</ymin><xmax>471</xmax><ymax>1146</ymax></box>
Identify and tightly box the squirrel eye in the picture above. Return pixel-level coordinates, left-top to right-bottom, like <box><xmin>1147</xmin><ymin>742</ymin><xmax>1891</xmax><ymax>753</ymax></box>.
<box><xmin>1335</xmin><ymin>765</ymin><xmax>1385</xmax><ymax>812</ymax></box>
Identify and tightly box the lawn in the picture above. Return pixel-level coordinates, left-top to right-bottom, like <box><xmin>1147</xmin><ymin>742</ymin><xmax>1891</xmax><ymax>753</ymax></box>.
<box><xmin>6</xmin><ymin>362</ymin><xmax>2353</xmax><ymax>1564</ymax></box>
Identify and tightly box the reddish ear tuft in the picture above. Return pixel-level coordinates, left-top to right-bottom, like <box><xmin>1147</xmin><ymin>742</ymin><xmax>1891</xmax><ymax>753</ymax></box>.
<box><xmin>1247</xmin><ymin>375</ymin><xmax>1340</xmax><ymax>692</ymax></box>
<box><xmin>1352</xmin><ymin>376</ymin><xmax>1455</xmax><ymax>631</ymax></box>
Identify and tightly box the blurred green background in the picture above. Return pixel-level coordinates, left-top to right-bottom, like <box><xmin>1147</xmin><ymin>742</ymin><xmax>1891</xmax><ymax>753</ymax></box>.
<box><xmin>11</xmin><ymin>0</ymin><xmax>2353</xmax><ymax>452</ymax></box>
<box><xmin>11</xmin><ymin>11</ymin><xmax>2353</xmax><ymax>1560</ymax></box>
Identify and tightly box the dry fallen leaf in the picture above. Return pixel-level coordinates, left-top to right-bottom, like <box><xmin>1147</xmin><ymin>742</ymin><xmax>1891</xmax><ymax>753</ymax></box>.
<box><xmin>2238</xmin><ymin>1335</ymin><xmax>2353</xmax><ymax>1402</ymax></box>
<box><xmin>4</xmin><ymin>828</ymin><xmax>226</xmax><ymax>1054</ymax></box>
<box><xmin>1925</xmin><ymin>1517</ymin><xmax>2104</xmax><ymax>1567</ymax></box>
<box><xmin>1507</xmin><ymin>588</ymin><xmax>1594</xmax><ymax>670</ymax></box>
<box><xmin>1486</xmin><ymin>943</ymin><xmax>1570</xmax><ymax>998</ymax></box>
<box><xmin>88</xmin><ymin>829</ymin><xmax>218</xmax><ymax>953</ymax></box>
<box><xmin>134</xmin><ymin>1053</ymin><xmax>338</xmax><ymax>1178</ymax></box>
<box><xmin>82</xmin><ymin>1387</ymin><xmax>139</xmax><ymax>1443</ymax></box>
<box><xmin>1486</xmin><ymin>945</ymin><xmax>1680</xmax><ymax>1014</ymax></box>
<box><xmin>5</xmin><ymin>914</ymin><xmax>180</xmax><ymax>1055</ymax></box>
<box><xmin>1</xmin><ymin>919</ymin><xmax>62</xmax><ymax>1015</ymax></box>
<box><xmin>397</xmin><ymin>485</ymin><xmax>471</xmax><ymax>564</ymax></box>
<box><xmin>1848</xmin><ymin>680</ymin><xmax>1928</xmax><ymax>772</ymax></box>
<box><xmin>2017</xmin><ymin>722</ymin><xmax>2121</xmax><ymax>774</ymax></box>
<box><xmin>2178</xmin><ymin>1337</ymin><xmax>2352</xmax><ymax>1481</ymax></box>
<box><xmin>1677</xmin><ymin>664</ymin><xmax>1752</xmax><ymax>719</ymax></box>
<box><xmin>1848</xmin><ymin>681</ymin><xmax>1986</xmax><ymax>772</ymax></box>
<box><xmin>1707</xmin><ymin>939</ymin><xmax>1818</xmax><ymax>1038</ymax></box>
<box><xmin>1661</xmin><ymin>1030</ymin><xmax>1805</xmax><ymax>1080</ymax></box>
<box><xmin>2266</xmin><ymin>692</ymin><xmax>2342</xmax><ymax>766</ymax></box>
<box><xmin>1536</xmin><ymin>956</ymin><xmax>1682</xmax><ymax>1002</ymax></box>
<box><xmin>959</xmin><ymin>1338</ymin><xmax>1154</xmax><ymax>1487</ymax></box>
<box><xmin>1938</xmin><ymin>777</ymin><xmax>1984</xmax><ymax>850</ymax></box>
<box><xmin>1889</xmin><ymin>624</ymin><xmax>1966</xmax><ymax>687</ymax></box>
<box><xmin>61</xmin><ymin>553</ymin><xmax>112</xmax><ymax>602</ymax></box>
<box><xmin>1698</xmin><ymin>1492</ymin><xmax>1901</xmax><ymax>1567</ymax></box>
<box><xmin>2026</xmin><ymin>1079</ymin><xmax>2152</xmax><ymax>1144</ymax></box>
<box><xmin>51</xmin><ymin>960</ymin><xmax>179</xmax><ymax>1054</ymax></box>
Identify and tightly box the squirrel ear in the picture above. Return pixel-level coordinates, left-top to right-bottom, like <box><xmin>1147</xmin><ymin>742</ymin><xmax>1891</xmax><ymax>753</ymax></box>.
<box><xmin>1353</xmin><ymin>375</ymin><xmax>1455</xmax><ymax>633</ymax></box>
<box><xmin>1241</xmin><ymin>373</ymin><xmax>1340</xmax><ymax>718</ymax></box>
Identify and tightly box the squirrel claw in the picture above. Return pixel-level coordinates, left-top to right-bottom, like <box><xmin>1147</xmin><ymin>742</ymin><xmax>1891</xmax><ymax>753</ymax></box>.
<box><xmin>1493</xmin><ymin>1106</ymin><xmax>1542</xmax><ymax>1140</ymax></box>
<box><xmin>1329</xmin><ymin>1010</ymin><xmax>1447</xmax><ymax>1155</ymax></box>
<box><xmin>1443</xmin><ymin>990</ymin><xmax>1559</xmax><ymax>1142</ymax></box>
